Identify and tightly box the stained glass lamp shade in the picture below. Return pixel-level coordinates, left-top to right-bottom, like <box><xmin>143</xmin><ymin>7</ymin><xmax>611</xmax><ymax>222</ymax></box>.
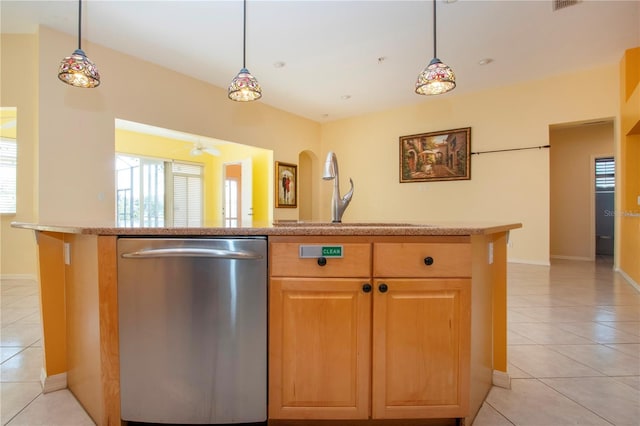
<box><xmin>57</xmin><ymin>0</ymin><xmax>100</xmax><ymax>88</ymax></box>
<box><xmin>58</xmin><ymin>48</ymin><xmax>100</xmax><ymax>88</ymax></box>
<box><xmin>415</xmin><ymin>0</ymin><xmax>455</xmax><ymax>96</ymax></box>
<box><xmin>415</xmin><ymin>57</ymin><xmax>455</xmax><ymax>95</ymax></box>
<box><xmin>228</xmin><ymin>68</ymin><xmax>262</xmax><ymax>101</ymax></box>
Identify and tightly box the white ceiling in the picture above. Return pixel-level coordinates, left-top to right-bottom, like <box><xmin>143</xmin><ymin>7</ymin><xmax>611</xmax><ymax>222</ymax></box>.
<box><xmin>2</xmin><ymin>0</ymin><xmax>639</xmax><ymax>123</ymax></box>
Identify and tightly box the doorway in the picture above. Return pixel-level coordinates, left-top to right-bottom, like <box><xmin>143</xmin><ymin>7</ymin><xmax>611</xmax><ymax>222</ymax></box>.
<box><xmin>549</xmin><ymin>120</ymin><xmax>614</xmax><ymax>261</ymax></box>
<box><xmin>223</xmin><ymin>159</ymin><xmax>253</xmax><ymax>227</ymax></box>
<box><xmin>595</xmin><ymin>157</ymin><xmax>615</xmax><ymax>256</ymax></box>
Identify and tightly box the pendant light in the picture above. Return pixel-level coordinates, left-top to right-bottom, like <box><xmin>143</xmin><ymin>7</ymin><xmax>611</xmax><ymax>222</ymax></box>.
<box><xmin>228</xmin><ymin>0</ymin><xmax>262</xmax><ymax>102</ymax></box>
<box><xmin>415</xmin><ymin>0</ymin><xmax>455</xmax><ymax>96</ymax></box>
<box><xmin>58</xmin><ymin>0</ymin><xmax>100</xmax><ymax>88</ymax></box>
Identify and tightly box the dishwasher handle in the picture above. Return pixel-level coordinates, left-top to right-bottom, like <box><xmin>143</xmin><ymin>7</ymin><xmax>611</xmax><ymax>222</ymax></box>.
<box><xmin>121</xmin><ymin>247</ymin><xmax>264</xmax><ymax>260</ymax></box>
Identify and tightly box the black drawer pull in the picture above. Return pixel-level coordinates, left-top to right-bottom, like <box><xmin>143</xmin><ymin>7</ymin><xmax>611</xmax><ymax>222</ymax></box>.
<box><xmin>362</xmin><ymin>283</ymin><xmax>372</xmax><ymax>293</ymax></box>
<box><xmin>378</xmin><ymin>283</ymin><xmax>388</xmax><ymax>293</ymax></box>
<box><xmin>424</xmin><ymin>256</ymin><xmax>434</xmax><ymax>266</ymax></box>
<box><xmin>317</xmin><ymin>257</ymin><xmax>327</xmax><ymax>266</ymax></box>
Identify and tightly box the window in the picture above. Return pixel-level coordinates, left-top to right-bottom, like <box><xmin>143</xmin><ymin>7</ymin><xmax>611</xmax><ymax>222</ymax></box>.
<box><xmin>170</xmin><ymin>162</ymin><xmax>203</xmax><ymax>227</ymax></box>
<box><xmin>116</xmin><ymin>154</ymin><xmax>203</xmax><ymax>227</ymax></box>
<box><xmin>0</xmin><ymin>137</ymin><xmax>17</xmax><ymax>214</ymax></box>
<box><xmin>116</xmin><ymin>155</ymin><xmax>165</xmax><ymax>227</ymax></box>
<box><xmin>224</xmin><ymin>178</ymin><xmax>239</xmax><ymax>227</ymax></box>
<box><xmin>595</xmin><ymin>157</ymin><xmax>615</xmax><ymax>192</ymax></box>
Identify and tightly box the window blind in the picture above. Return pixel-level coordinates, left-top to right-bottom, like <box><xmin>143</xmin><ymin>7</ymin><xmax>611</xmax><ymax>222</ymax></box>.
<box><xmin>172</xmin><ymin>162</ymin><xmax>203</xmax><ymax>227</ymax></box>
<box><xmin>0</xmin><ymin>138</ymin><xmax>17</xmax><ymax>214</ymax></box>
<box><xmin>595</xmin><ymin>158</ymin><xmax>615</xmax><ymax>191</ymax></box>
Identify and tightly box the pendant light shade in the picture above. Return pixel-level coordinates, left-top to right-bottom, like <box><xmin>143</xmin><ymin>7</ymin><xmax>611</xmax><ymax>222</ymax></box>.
<box><xmin>228</xmin><ymin>67</ymin><xmax>262</xmax><ymax>102</ymax></box>
<box><xmin>228</xmin><ymin>0</ymin><xmax>262</xmax><ymax>102</ymax></box>
<box><xmin>58</xmin><ymin>0</ymin><xmax>100</xmax><ymax>88</ymax></box>
<box><xmin>415</xmin><ymin>0</ymin><xmax>455</xmax><ymax>96</ymax></box>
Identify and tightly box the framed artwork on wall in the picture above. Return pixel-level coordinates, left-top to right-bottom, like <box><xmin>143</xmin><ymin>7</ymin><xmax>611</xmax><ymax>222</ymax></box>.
<box><xmin>275</xmin><ymin>161</ymin><xmax>297</xmax><ymax>208</ymax></box>
<box><xmin>399</xmin><ymin>127</ymin><xmax>471</xmax><ymax>183</ymax></box>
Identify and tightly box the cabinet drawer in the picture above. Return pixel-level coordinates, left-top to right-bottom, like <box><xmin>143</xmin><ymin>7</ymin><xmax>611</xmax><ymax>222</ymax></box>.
<box><xmin>373</xmin><ymin>243</ymin><xmax>471</xmax><ymax>278</ymax></box>
<box><xmin>270</xmin><ymin>242</ymin><xmax>371</xmax><ymax>277</ymax></box>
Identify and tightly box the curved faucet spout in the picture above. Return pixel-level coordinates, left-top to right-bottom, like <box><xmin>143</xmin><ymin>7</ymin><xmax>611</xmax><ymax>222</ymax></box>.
<box><xmin>322</xmin><ymin>151</ymin><xmax>354</xmax><ymax>223</ymax></box>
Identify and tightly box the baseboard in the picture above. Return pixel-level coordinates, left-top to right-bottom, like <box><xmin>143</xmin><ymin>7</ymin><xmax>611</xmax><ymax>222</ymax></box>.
<box><xmin>550</xmin><ymin>255</ymin><xmax>593</xmax><ymax>261</ymax></box>
<box><xmin>0</xmin><ymin>274</ymin><xmax>37</xmax><ymax>281</ymax></box>
<box><xmin>492</xmin><ymin>370</ymin><xmax>511</xmax><ymax>389</ymax></box>
<box><xmin>507</xmin><ymin>258</ymin><xmax>551</xmax><ymax>266</ymax></box>
<box><xmin>40</xmin><ymin>369</ymin><xmax>67</xmax><ymax>393</ymax></box>
<box><xmin>616</xmin><ymin>268</ymin><xmax>640</xmax><ymax>293</ymax></box>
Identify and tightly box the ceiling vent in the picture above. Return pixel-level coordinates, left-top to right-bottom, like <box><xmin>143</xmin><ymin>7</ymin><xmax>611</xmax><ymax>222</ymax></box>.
<box><xmin>553</xmin><ymin>0</ymin><xmax>580</xmax><ymax>11</ymax></box>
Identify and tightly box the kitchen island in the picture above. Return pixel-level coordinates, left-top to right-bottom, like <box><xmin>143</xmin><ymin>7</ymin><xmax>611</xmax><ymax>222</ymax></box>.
<box><xmin>12</xmin><ymin>221</ymin><xmax>521</xmax><ymax>426</ymax></box>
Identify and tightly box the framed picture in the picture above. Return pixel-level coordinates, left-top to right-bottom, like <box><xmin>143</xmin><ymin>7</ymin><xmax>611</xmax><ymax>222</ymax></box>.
<box><xmin>275</xmin><ymin>161</ymin><xmax>297</xmax><ymax>208</ymax></box>
<box><xmin>399</xmin><ymin>127</ymin><xmax>471</xmax><ymax>183</ymax></box>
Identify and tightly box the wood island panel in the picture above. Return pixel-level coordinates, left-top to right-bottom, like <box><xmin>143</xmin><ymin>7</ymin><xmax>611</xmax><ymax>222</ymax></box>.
<box><xmin>97</xmin><ymin>236</ymin><xmax>121</xmax><ymax>426</ymax></box>
<box><xmin>19</xmin><ymin>224</ymin><xmax>519</xmax><ymax>426</ymax></box>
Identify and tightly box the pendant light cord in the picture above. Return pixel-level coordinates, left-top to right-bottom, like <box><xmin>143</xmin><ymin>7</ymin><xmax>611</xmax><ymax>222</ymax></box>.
<box><xmin>242</xmin><ymin>0</ymin><xmax>247</xmax><ymax>68</ymax></box>
<box><xmin>432</xmin><ymin>0</ymin><xmax>437</xmax><ymax>59</ymax></box>
<box><xmin>77</xmin><ymin>0</ymin><xmax>82</xmax><ymax>50</ymax></box>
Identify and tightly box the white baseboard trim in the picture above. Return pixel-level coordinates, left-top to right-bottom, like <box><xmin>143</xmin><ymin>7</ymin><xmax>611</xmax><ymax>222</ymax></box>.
<box><xmin>492</xmin><ymin>370</ymin><xmax>511</xmax><ymax>389</ymax></box>
<box><xmin>507</xmin><ymin>259</ymin><xmax>551</xmax><ymax>266</ymax></box>
<box><xmin>0</xmin><ymin>274</ymin><xmax>38</xmax><ymax>281</ymax></box>
<box><xmin>40</xmin><ymin>369</ymin><xmax>67</xmax><ymax>393</ymax></box>
<box><xmin>616</xmin><ymin>268</ymin><xmax>640</xmax><ymax>293</ymax></box>
<box><xmin>550</xmin><ymin>255</ymin><xmax>593</xmax><ymax>261</ymax></box>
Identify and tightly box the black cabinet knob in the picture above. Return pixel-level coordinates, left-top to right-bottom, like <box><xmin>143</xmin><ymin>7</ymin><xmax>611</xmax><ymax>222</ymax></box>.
<box><xmin>362</xmin><ymin>283</ymin><xmax>372</xmax><ymax>293</ymax></box>
<box><xmin>317</xmin><ymin>257</ymin><xmax>327</xmax><ymax>266</ymax></box>
<box><xmin>424</xmin><ymin>256</ymin><xmax>434</xmax><ymax>266</ymax></box>
<box><xmin>378</xmin><ymin>283</ymin><xmax>388</xmax><ymax>293</ymax></box>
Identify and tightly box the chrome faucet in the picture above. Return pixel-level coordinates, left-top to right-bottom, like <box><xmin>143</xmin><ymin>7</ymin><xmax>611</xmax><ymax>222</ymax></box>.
<box><xmin>322</xmin><ymin>151</ymin><xmax>354</xmax><ymax>223</ymax></box>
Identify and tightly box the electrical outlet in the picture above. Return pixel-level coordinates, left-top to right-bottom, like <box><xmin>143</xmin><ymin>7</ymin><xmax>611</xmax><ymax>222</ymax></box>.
<box><xmin>64</xmin><ymin>243</ymin><xmax>71</xmax><ymax>265</ymax></box>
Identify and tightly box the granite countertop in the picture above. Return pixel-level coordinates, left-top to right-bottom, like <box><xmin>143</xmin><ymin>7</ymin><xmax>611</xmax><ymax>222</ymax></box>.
<box><xmin>11</xmin><ymin>221</ymin><xmax>522</xmax><ymax>236</ymax></box>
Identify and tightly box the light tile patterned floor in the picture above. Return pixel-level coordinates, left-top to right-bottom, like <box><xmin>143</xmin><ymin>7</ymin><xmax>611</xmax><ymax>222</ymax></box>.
<box><xmin>0</xmin><ymin>278</ymin><xmax>93</xmax><ymax>426</ymax></box>
<box><xmin>474</xmin><ymin>258</ymin><xmax>640</xmax><ymax>426</ymax></box>
<box><xmin>1</xmin><ymin>258</ymin><xmax>638</xmax><ymax>425</ymax></box>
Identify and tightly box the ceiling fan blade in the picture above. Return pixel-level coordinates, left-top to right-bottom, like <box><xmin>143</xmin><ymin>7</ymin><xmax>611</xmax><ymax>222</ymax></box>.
<box><xmin>1</xmin><ymin>119</ymin><xmax>17</xmax><ymax>130</ymax></box>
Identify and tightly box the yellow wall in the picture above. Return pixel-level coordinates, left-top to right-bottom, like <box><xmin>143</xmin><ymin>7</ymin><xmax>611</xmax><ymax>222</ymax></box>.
<box><xmin>115</xmin><ymin>129</ymin><xmax>273</xmax><ymax>225</ymax></box>
<box><xmin>1</xmin><ymin>28</ymin><xmax>636</xmax><ymax>268</ymax></box>
<box><xmin>0</xmin><ymin>35</ymin><xmax>38</xmax><ymax>278</ymax></box>
<box><xmin>619</xmin><ymin>47</ymin><xmax>640</xmax><ymax>285</ymax></box>
<box><xmin>550</xmin><ymin>122</ymin><xmax>614</xmax><ymax>260</ymax></box>
<box><xmin>32</xmin><ymin>27</ymin><xmax>320</xmax><ymax>227</ymax></box>
<box><xmin>320</xmin><ymin>65</ymin><xmax>620</xmax><ymax>265</ymax></box>
<box><xmin>216</xmin><ymin>141</ymin><xmax>273</xmax><ymax>224</ymax></box>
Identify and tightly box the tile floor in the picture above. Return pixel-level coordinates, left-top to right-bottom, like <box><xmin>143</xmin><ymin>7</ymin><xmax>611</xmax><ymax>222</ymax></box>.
<box><xmin>0</xmin><ymin>278</ymin><xmax>93</xmax><ymax>426</ymax></box>
<box><xmin>474</xmin><ymin>258</ymin><xmax>640</xmax><ymax>426</ymax></box>
<box><xmin>1</xmin><ymin>258</ymin><xmax>638</xmax><ymax>425</ymax></box>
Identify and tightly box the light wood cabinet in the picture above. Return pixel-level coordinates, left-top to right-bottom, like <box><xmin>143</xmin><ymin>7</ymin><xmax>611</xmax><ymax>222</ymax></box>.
<box><xmin>269</xmin><ymin>278</ymin><xmax>371</xmax><ymax>419</ymax></box>
<box><xmin>371</xmin><ymin>278</ymin><xmax>470</xmax><ymax>419</ymax></box>
<box><xmin>269</xmin><ymin>237</ymin><xmax>471</xmax><ymax>421</ymax></box>
<box><xmin>371</xmin><ymin>241</ymin><xmax>471</xmax><ymax>419</ymax></box>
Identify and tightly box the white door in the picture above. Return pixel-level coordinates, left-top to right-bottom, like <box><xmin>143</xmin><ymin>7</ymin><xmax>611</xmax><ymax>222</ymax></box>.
<box><xmin>222</xmin><ymin>159</ymin><xmax>253</xmax><ymax>227</ymax></box>
<box><xmin>241</xmin><ymin>157</ymin><xmax>253</xmax><ymax>227</ymax></box>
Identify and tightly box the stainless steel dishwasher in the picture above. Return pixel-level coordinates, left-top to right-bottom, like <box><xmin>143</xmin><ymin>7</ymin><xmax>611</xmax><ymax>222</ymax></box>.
<box><xmin>117</xmin><ymin>237</ymin><xmax>267</xmax><ymax>424</ymax></box>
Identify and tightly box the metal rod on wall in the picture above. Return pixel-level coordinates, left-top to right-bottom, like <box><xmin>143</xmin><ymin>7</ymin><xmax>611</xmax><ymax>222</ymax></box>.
<box><xmin>471</xmin><ymin>145</ymin><xmax>551</xmax><ymax>156</ymax></box>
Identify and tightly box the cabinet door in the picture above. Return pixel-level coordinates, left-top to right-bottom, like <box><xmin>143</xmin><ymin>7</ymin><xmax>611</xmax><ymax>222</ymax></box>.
<box><xmin>269</xmin><ymin>278</ymin><xmax>371</xmax><ymax>419</ymax></box>
<box><xmin>372</xmin><ymin>278</ymin><xmax>470</xmax><ymax>419</ymax></box>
